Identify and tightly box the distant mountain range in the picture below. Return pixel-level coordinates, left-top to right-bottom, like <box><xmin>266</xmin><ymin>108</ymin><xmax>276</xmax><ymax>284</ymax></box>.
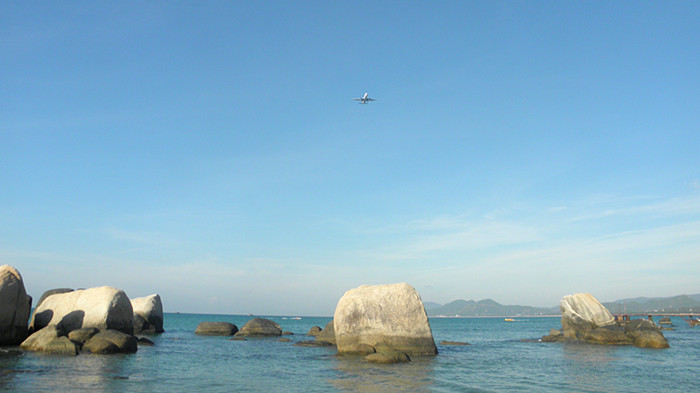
<box><xmin>603</xmin><ymin>294</ymin><xmax>700</xmax><ymax>315</ymax></box>
<box><xmin>425</xmin><ymin>294</ymin><xmax>700</xmax><ymax>317</ymax></box>
<box><xmin>425</xmin><ymin>299</ymin><xmax>558</xmax><ymax>317</ymax></box>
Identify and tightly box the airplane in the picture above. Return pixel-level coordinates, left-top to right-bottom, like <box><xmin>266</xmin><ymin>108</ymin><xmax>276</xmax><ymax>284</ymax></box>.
<box><xmin>353</xmin><ymin>92</ymin><xmax>376</xmax><ymax>104</ymax></box>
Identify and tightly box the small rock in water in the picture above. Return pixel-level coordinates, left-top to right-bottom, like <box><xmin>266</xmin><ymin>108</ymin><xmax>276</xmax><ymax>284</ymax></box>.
<box><xmin>439</xmin><ymin>340</ymin><xmax>470</xmax><ymax>346</ymax></box>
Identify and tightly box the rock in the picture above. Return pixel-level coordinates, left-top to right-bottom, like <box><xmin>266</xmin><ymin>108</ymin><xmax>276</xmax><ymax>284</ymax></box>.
<box><xmin>542</xmin><ymin>293</ymin><xmax>669</xmax><ymax>349</ymax></box>
<box><xmin>35</xmin><ymin>288</ymin><xmax>74</xmax><ymax>309</ymax></box>
<box><xmin>131</xmin><ymin>294</ymin><xmax>164</xmax><ymax>334</ymax></box>
<box><xmin>0</xmin><ymin>265</ymin><xmax>33</xmax><ymax>345</ymax></box>
<box><xmin>583</xmin><ymin>325</ymin><xmax>632</xmax><ymax>345</ymax></box>
<box><xmin>137</xmin><ymin>337</ymin><xmax>155</xmax><ymax>346</ymax></box>
<box><xmin>282</xmin><ymin>331</ymin><xmax>294</xmax><ymax>336</ymax></box>
<box><xmin>235</xmin><ymin>318</ymin><xmax>282</xmax><ymax>337</ymax></box>
<box><xmin>228</xmin><ymin>336</ymin><xmax>247</xmax><ymax>341</ymax></box>
<box><xmin>625</xmin><ymin>319</ymin><xmax>669</xmax><ymax>349</ymax></box>
<box><xmin>293</xmin><ymin>340</ymin><xmax>334</xmax><ymax>348</ymax></box>
<box><xmin>341</xmin><ymin>343</ymin><xmax>376</xmax><ymax>356</ymax></box>
<box><xmin>559</xmin><ymin>293</ymin><xmax>615</xmax><ymax>340</ymax></box>
<box><xmin>30</xmin><ymin>286</ymin><xmax>134</xmax><ymax>335</ymax></box>
<box><xmin>83</xmin><ymin>330</ymin><xmax>138</xmax><ymax>354</ymax></box>
<box><xmin>439</xmin><ymin>341</ymin><xmax>470</xmax><ymax>346</ymax></box>
<box><xmin>307</xmin><ymin>326</ymin><xmax>322</xmax><ymax>336</ymax></box>
<box><xmin>365</xmin><ymin>350</ymin><xmax>411</xmax><ymax>364</ymax></box>
<box><xmin>195</xmin><ymin>322</ymin><xmax>238</xmax><ymax>336</ymax></box>
<box><xmin>333</xmin><ymin>283</ymin><xmax>438</xmax><ymax>356</ymax></box>
<box><xmin>68</xmin><ymin>327</ymin><xmax>100</xmax><ymax>345</ymax></box>
<box><xmin>541</xmin><ymin>329</ymin><xmax>564</xmax><ymax>342</ymax></box>
<box><xmin>277</xmin><ymin>338</ymin><xmax>291</xmax><ymax>343</ymax></box>
<box><xmin>315</xmin><ymin>320</ymin><xmax>336</xmax><ymax>345</ymax></box>
<box><xmin>20</xmin><ymin>326</ymin><xmax>78</xmax><ymax>356</ymax></box>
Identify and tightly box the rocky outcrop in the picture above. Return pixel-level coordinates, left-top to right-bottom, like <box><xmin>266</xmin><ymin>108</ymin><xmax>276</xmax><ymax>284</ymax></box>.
<box><xmin>30</xmin><ymin>286</ymin><xmax>134</xmax><ymax>335</ymax></box>
<box><xmin>195</xmin><ymin>322</ymin><xmax>238</xmax><ymax>336</ymax></box>
<box><xmin>235</xmin><ymin>318</ymin><xmax>282</xmax><ymax>337</ymax></box>
<box><xmin>315</xmin><ymin>320</ymin><xmax>336</xmax><ymax>345</ymax></box>
<box><xmin>131</xmin><ymin>294</ymin><xmax>164</xmax><ymax>334</ymax></box>
<box><xmin>542</xmin><ymin>293</ymin><xmax>669</xmax><ymax>348</ymax></box>
<box><xmin>20</xmin><ymin>326</ymin><xmax>79</xmax><ymax>355</ymax></box>
<box><xmin>333</xmin><ymin>283</ymin><xmax>438</xmax><ymax>356</ymax></box>
<box><xmin>0</xmin><ymin>265</ymin><xmax>32</xmax><ymax>345</ymax></box>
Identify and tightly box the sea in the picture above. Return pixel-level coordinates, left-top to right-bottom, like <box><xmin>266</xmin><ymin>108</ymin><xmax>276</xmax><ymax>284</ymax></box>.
<box><xmin>1</xmin><ymin>314</ymin><xmax>698</xmax><ymax>392</ymax></box>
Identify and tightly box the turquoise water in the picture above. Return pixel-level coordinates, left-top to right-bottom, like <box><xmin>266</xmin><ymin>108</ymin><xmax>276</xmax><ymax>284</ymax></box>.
<box><xmin>1</xmin><ymin>314</ymin><xmax>698</xmax><ymax>392</ymax></box>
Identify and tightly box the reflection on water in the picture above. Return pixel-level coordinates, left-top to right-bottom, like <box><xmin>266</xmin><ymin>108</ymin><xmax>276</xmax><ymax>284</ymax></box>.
<box><xmin>331</xmin><ymin>355</ymin><xmax>435</xmax><ymax>393</ymax></box>
<box><xmin>561</xmin><ymin>343</ymin><xmax>621</xmax><ymax>393</ymax></box>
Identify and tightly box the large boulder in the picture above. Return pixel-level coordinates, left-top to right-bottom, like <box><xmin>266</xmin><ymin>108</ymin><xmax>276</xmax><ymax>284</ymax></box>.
<box><xmin>333</xmin><ymin>283</ymin><xmax>438</xmax><ymax>356</ymax></box>
<box><xmin>35</xmin><ymin>288</ymin><xmax>74</xmax><ymax>309</ymax></box>
<box><xmin>542</xmin><ymin>293</ymin><xmax>669</xmax><ymax>349</ymax></box>
<box><xmin>0</xmin><ymin>265</ymin><xmax>32</xmax><ymax>345</ymax></box>
<box><xmin>195</xmin><ymin>322</ymin><xmax>238</xmax><ymax>336</ymax></box>
<box><xmin>559</xmin><ymin>293</ymin><xmax>615</xmax><ymax>340</ymax></box>
<box><xmin>235</xmin><ymin>318</ymin><xmax>282</xmax><ymax>337</ymax></box>
<box><xmin>29</xmin><ymin>286</ymin><xmax>134</xmax><ymax>335</ymax></box>
<box><xmin>131</xmin><ymin>294</ymin><xmax>164</xmax><ymax>334</ymax></box>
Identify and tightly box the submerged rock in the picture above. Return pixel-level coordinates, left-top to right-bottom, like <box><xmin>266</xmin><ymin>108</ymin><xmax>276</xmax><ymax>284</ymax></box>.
<box><xmin>333</xmin><ymin>283</ymin><xmax>437</xmax><ymax>356</ymax></box>
<box><xmin>293</xmin><ymin>340</ymin><xmax>334</xmax><ymax>348</ymax></box>
<box><xmin>439</xmin><ymin>341</ymin><xmax>470</xmax><ymax>346</ymax></box>
<box><xmin>195</xmin><ymin>322</ymin><xmax>238</xmax><ymax>336</ymax></box>
<box><xmin>365</xmin><ymin>349</ymin><xmax>411</xmax><ymax>364</ymax></box>
<box><xmin>235</xmin><ymin>318</ymin><xmax>282</xmax><ymax>337</ymax></box>
<box><xmin>0</xmin><ymin>265</ymin><xmax>33</xmax><ymax>345</ymax></box>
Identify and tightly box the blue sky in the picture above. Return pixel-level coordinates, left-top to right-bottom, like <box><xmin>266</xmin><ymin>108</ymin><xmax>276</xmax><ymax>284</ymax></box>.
<box><xmin>2</xmin><ymin>2</ymin><xmax>699</xmax><ymax>315</ymax></box>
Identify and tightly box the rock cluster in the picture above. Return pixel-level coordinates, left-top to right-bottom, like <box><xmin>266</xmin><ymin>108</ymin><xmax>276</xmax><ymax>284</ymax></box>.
<box><xmin>542</xmin><ymin>293</ymin><xmax>669</xmax><ymax>349</ymax></box>
<box><xmin>0</xmin><ymin>264</ymin><xmax>164</xmax><ymax>356</ymax></box>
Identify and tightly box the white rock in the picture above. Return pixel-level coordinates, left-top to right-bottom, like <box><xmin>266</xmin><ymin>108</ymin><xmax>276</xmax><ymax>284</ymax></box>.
<box><xmin>131</xmin><ymin>294</ymin><xmax>164</xmax><ymax>333</ymax></box>
<box><xmin>30</xmin><ymin>286</ymin><xmax>134</xmax><ymax>335</ymax></box>
<box><xmin>333</xmin><ymin>283</ymin><xmax>437</xmax><ymax>356</ymax></box>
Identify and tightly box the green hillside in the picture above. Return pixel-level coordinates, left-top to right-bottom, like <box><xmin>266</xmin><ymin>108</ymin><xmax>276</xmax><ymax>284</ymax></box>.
<box><xmin>426</xmin><ymin>294</ymin><xmax>700</xmax><ymax>317</ymax></box>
